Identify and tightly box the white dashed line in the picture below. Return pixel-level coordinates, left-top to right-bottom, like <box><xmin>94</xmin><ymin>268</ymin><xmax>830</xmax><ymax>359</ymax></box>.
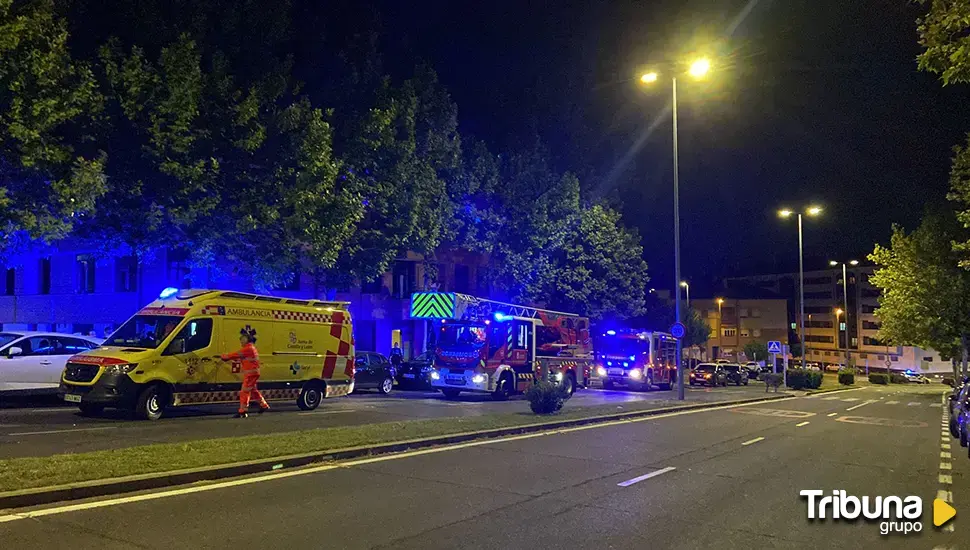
<box><xmin>942</xmin><ymin>451</ymin><xmax>952</xmax><ymax>459</ymax></box>
<box><xmin>842</xmin><ymin>398</ymin><xmax>860</xmax><ymax>402</ymax></box>
<box><xmin>845</xmin><ymin>400</ymin><xmax>875</xmax><ymax>412</ymax></box>
<box><xmin>930</xmin><ymin>403</ymin><xmax>942</xmax><ymax>408</ymax></box>
<box><xmin>941</xmin><ymin>462</ymin><xmax>952</xmax><ymax>470</ymax></box>
<box><xmin>741</xmin><ymin>437</ymin><xmax>765</xmax><ymax>446</ymax></box>
<box><xmin>907</xmin><ymin>402</ymin><xmax>920</xmax><ymax>407</ymax></box>
<box><xmin>942</xmin><ymin>443</ymin><xmax>951</xmax><ymax>451</ymax></box>
<box><xmin>795</xmin><ymin>421</ymin><xmax>810</xmax><ymax>427</ymax></box>
<box><xmin>827</xmin><ymin>413</ymin><xmax>838</xmax><ymax>417</ymax></box>
<box><xmin>616</xmin><ymin>466</ymin><xmax>676</xmax><ymax>487</ymax></box>
<box><xmin>7</xmin><ymin>426</ymin><xmax>117</xmax><ymax>436</ymax></box>
<box><xmin>885</xmin><ymin>400</ymin><xmax>900</xmax><ymax>405</ymax></box>
<box><xmin>940</xmin><ymin>474</ymin><xmax>953</xmax><ymax>484</ymax></box>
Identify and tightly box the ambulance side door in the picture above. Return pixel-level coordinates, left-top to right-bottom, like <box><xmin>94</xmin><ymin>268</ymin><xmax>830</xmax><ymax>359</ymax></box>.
<box><xmin>161</xmin><ymin>317</ymin><xmax>220</xmax><ymax>387</ymax></box>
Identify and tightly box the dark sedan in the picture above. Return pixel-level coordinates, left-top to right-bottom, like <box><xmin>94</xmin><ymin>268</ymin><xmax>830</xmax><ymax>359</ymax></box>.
<box><xmin>353</xmin><ymin>352</ymin><xmax>396</xmax><ymax>394</ymax></box>
<box><xmin>722</xmin><ymin>364</ymin><xmax>749</xmax><ymax>386</ymax></box>
<box><xmin>396</xmin><ymin>351</ymin><xmax>435</xmax><ymax>390</ymax></box>
<box><xmin>689</xmin><ymin>363</ymin><xmax>727</xmax><ymax>387</ymax></box>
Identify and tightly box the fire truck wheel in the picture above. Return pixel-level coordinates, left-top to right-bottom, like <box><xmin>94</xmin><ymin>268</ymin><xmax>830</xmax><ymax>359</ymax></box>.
<box><xmin>561</xmin><ymin>373</ymin><xmax>576</xmax><ymax>398</ymax></box>
<box><xmin>491</xmin><ymin>372</ymin><xmax>513</xmax><ymax>401</ymax></box>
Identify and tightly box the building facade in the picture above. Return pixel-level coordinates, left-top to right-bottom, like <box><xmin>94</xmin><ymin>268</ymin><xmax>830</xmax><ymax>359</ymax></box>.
<box><xmin>723</xmin><ymin>267</ymin><xmax>951</xmax><ymax>373</ymax></box>
<box><xmin>693</xmin><ymin>297</ymin><xmax>789</xmax><ymax>362</ymax></box>
<box><xmin>0</xmin><ymin>244</ymin><xmax>488</xmax><ymax>360</ymax></box>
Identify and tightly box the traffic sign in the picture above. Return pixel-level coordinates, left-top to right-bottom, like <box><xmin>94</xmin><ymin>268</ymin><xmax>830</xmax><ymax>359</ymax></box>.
<box><xmin>670</xmin><ymin>321</ymin><xmax>686</xmax><ymax>339</ymax></box>
<box><xmin>767</xmin><ymin>341</ymin><xmax>782</xmax><ymax>354</ymax></box>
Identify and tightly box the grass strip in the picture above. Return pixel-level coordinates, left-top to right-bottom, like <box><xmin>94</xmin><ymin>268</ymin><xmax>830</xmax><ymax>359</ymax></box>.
<box><xmin>0</xmin><ymin>398</ymin><xmax>698</xmax><ymax>492</ymax></box>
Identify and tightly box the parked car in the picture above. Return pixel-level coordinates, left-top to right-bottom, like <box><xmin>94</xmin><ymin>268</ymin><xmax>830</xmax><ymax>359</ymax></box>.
<box><xmin>743</xmin><ymin>362</ymin><xmax>761</xmax><ymax>379</ymax></box>
<box><xmin>949</xmin><ymin>381</ymin><xmax>970</xmax><ymax>436</ymax></box>
<box><xmin>722</xmin><ymin>364</ymin><xmax>749</xmax><ymax>386</ymax></box>
<box><xmin>353</xmin><ymin>352</ymin><xmax>396</xmax><ymax>394</ymax></box>
<box><xmin>953</xmin><ymin>391</ymin><xmax>970</xmax><ymax>447</ymax></box>
<box><xmin>396</xmin><ymin>351</ymin><xmax>435</xmax><ymax>390</ymax></box>
<box><xmin>902</xmin><ymin>371</ymin><xmax>930</xmax><ymax>384</ymax></box>
<box><xmin>689</xmin><ymin>363</ymin><xmax>727</xmax><ymax>387</ymax></box>
<box><xmin>0</xmin><ymin>332</ymin><xmax>103</xmax><ymax>395</ymax></box>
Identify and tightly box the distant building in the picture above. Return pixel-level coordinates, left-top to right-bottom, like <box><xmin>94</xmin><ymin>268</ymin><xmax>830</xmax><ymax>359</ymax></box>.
<box><xmin>723</xmin><ymin>267</ymin><xmax>952</xmax><ymax>373</ymax></box>
<box><xmin>692</xmin><ymin>296</ymin><xmax>789</xmax><ymax>362</ymax></box>
<box><xmin>0</xmin><ymin>243</ymin><xmax>487</xmax><ymax>359</ymax></box>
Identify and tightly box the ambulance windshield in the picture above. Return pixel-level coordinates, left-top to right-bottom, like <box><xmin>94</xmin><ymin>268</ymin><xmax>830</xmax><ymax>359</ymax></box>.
<box><xmin>105</xmin><ymin>315</ymin><xmax>183</xmax><ymax>349</ymax></box>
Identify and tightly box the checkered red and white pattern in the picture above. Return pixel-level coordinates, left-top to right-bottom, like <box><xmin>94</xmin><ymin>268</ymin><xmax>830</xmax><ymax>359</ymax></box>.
<box><xmin>273</xmin><ymin>310</ymin><xmax>346</xmax><ymax>324</ymax></box>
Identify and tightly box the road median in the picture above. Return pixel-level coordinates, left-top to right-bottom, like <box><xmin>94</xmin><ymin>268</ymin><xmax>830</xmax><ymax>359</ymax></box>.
<box><xmin>0</xmin><ymin>393</ymin><xmax>792</xmax><ymax>510</ymax></box>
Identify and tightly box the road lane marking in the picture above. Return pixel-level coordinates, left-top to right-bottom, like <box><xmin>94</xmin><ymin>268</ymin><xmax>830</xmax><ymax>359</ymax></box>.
<box><xmin>827</xmin><ymin>413</ymin><xmax>837</xmax><ymax>417</ymax></box>
<box><xmin>0</xmin><ymin>394</ymin><xmax>795</xmax><ymax>523</ymax></box>
<box><xmin>940</xmin><ymin>462</ymin><xmax>952</xmax><ymax>470</ymax></box>
<box><xmin>930</xmin><ymin>403</ymin><xmax>942</xmax><ymax>408</ymax></box>
<box><xmin>845</xmin><ymin>400</ymin><xmax>875</xmax><ymax>412</ymax></box>
<box><xmin>885</xmin><ymin>401</ymin><xmax>899</xmax><ymax>405</ymax></box>
<box><xmin>836</xmin><ymin>416</ymin><xmax>928</xmax><ymax>428</ymax></box>
<box><xmin>795</xmin><ymin>421</ymin><xmax>810</xmax><ymax>427</ymax></box>
<box><xmin>822</xmin><ymin>397</ymin><xmax>840</xmax><ymax>401</ymax></box>
<box><xmin>741</xmin><ymin>437</ymin><xmax>765</xmax><ymax>446</ymax></box>
<box><xmin>941</xmin><ymin>452</ymin><xmax>952</xmax><ymax>459</ymax></box>
<box><xmin>942</xmin><ymin>443</ymin><xmax>951</xmax><ymax>450</ymax></box>
<box><xmin>841</xmin><ymin>398</ymin><xmax>860</xmax><ymax>402</ymax></box>
<box><xmin>296</xmin><ymin>410</ymin><xmax>354</xmax><ymax>416</ymax></box>
<box><xmin>616</xmin><ymin>466</ymin><xmax>676</xmax><ymax>487</ymax></box>
<box><xmin>7</xmin><ymin>426</ymin><xmax>117</xmax><ymax>436</ymax></box>
<box><xmin>907</xmin><ymin>402</ymin><xmax>920</xmax><ymax>406</ymax></box>
<box><xmin>938</xmin><ymin>489</ymin><xmax>952</xmax><ymax>502</ymax></box>
<box><xmin>940</xmin><ymin>474</ymin><xmax>952</xmax><ymax>484</ymax></box>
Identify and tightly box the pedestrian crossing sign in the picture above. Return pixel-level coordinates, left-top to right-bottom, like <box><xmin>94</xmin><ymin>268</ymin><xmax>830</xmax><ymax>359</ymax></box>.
<box><xmin>767</xmin><ymin>341</ymin><xmax>782</xmax><ymax>354</ymax></box>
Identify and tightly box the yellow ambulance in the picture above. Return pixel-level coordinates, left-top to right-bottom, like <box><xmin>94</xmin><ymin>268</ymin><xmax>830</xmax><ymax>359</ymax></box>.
<box><xmin>58</xmin><ymin>288</ymin><xmax>355</xmax><ymax>420</ymax></box>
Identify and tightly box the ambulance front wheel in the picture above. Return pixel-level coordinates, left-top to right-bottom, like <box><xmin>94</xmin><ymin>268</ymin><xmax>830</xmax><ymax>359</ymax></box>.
<box><xmin>298</xmin><ymin>384</ymin><xmax>323</xmax><ymax>411</ymax></box>
<box><xmin>135</xmin><ymin>384</ymin><xmax>168</xmax><ymax>421</ymax></box>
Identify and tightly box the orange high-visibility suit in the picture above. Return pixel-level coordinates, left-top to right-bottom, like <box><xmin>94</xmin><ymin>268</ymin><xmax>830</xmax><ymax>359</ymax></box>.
<box><xmin>222</xmin><ymin>343</ymin><xmax>269</xmax><ymax>414</ymax></box>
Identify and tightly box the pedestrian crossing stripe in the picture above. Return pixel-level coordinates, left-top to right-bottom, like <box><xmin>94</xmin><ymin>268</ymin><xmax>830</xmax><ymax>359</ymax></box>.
<box><xmin>409</xmin><ymin>292</ymin><xmax>457</xmax><ymax>319</ymax></box>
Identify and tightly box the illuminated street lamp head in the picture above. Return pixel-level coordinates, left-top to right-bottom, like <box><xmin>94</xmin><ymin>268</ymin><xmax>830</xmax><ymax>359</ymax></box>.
<box><xmin>640</xmin><ymin>72</ymin><xmax>659</xmax><ymax>84</ymax></box>
<box><xmin>829</xmin><ymin>260</ymin><xmax>838</xmax><ymax>266</ymax></box>
<box><xmin>716</xmin><ymin>297</ymin><xmax>725</xmax><ymax>305</ymax></box>
<box><xmin>834</xmin><ymin>308</ymin><xmax>843</xmax><ymax>316</ymax></box>
<box><xmin>849</xmin><ymin>260</ymin><xmax>859</xmax><ymax>266</ymax></box>
<box><xmin>680</xmin><ymin>281</ymin><xmax>689</xmax><ymax>287</ymax></box>
<box><xmin>807</xmin><ymin>206</ymin><xmax>823</xmax><ymax>216</ymax></box>
<box><xmin>778</xmin><ymin>209</ymin><xmax>793</xmax><ymax>218</ymax></box>
<box><xmin>688</xmin><ymin>58</ymin><xmax>711</xmax><ymax>79</ymax></box>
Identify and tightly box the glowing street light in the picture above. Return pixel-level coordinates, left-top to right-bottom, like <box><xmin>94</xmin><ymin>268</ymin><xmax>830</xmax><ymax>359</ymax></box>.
<box><xmin>680</xmin><ymin>280</ymin><xmax>690</xmax><ymax>308</ymax></box>
<box><xmin>639</xmin><ymin>56</ymin><xmax>716</xmax><ymax>401</ymax></box>
<box><xmin>777</xmin><ymin>205</ymin><xmax>823</xmax><ymax>370</ymax></box>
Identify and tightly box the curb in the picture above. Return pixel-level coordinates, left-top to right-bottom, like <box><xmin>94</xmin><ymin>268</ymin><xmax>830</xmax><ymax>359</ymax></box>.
<box><xmin>804</xmin><ymin>386</ymin><xmax>866</xmax><ymax>396</ymax></box>
<box><xmin>0</xmin><ymin>393</ymin><xmax>793</xmax><ymax>510</ymax></box>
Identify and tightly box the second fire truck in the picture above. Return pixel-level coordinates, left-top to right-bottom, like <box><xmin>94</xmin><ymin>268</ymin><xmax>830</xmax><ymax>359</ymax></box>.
<box><xmin>410</xmin><ymin>292</ymin><xmax>595</xmax><ymax>400</ymax></box>
<box><xmin>595</xmin><ymin>329</ymin><xmax>677</xmax><ymax>391</ymax></box>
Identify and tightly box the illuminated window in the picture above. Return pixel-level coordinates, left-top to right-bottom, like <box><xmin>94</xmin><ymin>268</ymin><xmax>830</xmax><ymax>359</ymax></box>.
<box><xmin>722</xmin><ymin>328</ymin><xmax>737</xmax><ymax>337</ymax></box>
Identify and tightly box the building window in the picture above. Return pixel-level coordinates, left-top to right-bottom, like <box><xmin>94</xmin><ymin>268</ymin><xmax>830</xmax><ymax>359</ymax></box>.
<box><xmin>791</xmin><ymin>322</ymin><xmax>797</xmax><ymax>330</ymax></box>
<box><xmin>804</xmin><ymin>276</ymin><xmax>833</xmax><ymax>285</ymax></box>
<box><xmin>804</xmin><ymin>335</ymin><xmax>833</xmax><ymax>343</ymax></box>
<box><xmin>740</xmin><ymin>329</ymin><xmax>750</xmax><ymax>337</ymax></box>
<box><xmin>859</xmin><ymin>353</ymin><xmax>867</xmax><ymax>359</ymax></box>
<box><xmin>751</xmin><ymin>308</ymin><xmax>762</xmax><ymax>318</ymax></box>
<box><xmin>891</xmin><ymin>356</ymin><xmax>899</xmax><ymax>362</ymax></box>
<box><xmin>860</xmin><ymin>289</ymin><xmax>881</xmax><ymax>298</ymax></box>
<box><xmin>752</xmin><ymin>329</ymin><xmax>761</xmax><ymax>337</ymax></box>
<box><xmin>392</xmin><ymin>262</ymin><xmax>416</xmax><ymax>298</ymax></box>
<box><xmin>861</xmin><ymin>304</ymin><xmax>877</xmax><ymax>314</ymax></box>
<box><xmin>3</xmin><ymin>267</ymin><xmax>13</xmax><ymax>295</ymax></box>
<box><xmin>863</xmin><ymin>336</ymin><xmax>883</xmax><ymax>346</ymax></box>
<box><xmin>877</xmin><ymin>354</ymin><xmax>885</xmax><ymax>361</ymax></box>
<box><xmin>76</xmin><ymin>255</ymin><xmax>95</xmax><ymax>293</ymax></box>
<box><xmin>722</xmin><ymin>328</ymin><xmax>737</xmax><ymax>337</ymax></box>
<box><xmin>166</xmin><ymin>249</ymin><xmax>191</xmax><ymax>289</ymax></box>
<box><xmin>39</xmin><ymin>258</ymin><xmax>51</xmax><ymax>294</ymax></box>
<box><xmin>115</xmin><ymin>256</ymin><xmax>138</xmax><ymax>292</ymax></box>
<box><xmin>804</xmin><ymin>291</ymin><xmax>832</xmax><ymax>299</ymax></box>
<box><xmin>923</xmin><ymin>357</ymin><xmax>935</xmax><ymax>363</ymax></box>
<box><xmin>739</xmin><ymin>308</ymin><xmax>749</xmax><ymax>318</ymax></box>
<box><xmin>862</xmin><ymin>321</ymin><xmax>880</xmax><ymax>330</ymax></box>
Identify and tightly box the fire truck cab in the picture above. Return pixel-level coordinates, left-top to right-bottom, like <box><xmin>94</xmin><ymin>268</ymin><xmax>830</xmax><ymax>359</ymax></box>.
<box><xmin>410</xmin><ymin>292</ymin><xmax>594</xmax><ymax>400</ymax></box>
<box><xmin>596</xmin><ymin>329</ymin><xmax>677</xmax><ymax>391</ymax></box>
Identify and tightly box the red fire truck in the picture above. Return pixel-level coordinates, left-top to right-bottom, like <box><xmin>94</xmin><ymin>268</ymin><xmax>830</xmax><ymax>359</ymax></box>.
<box><xmin>595</xmin><ymin>329</ymin><xmax>677</xmax><ymax>391</ymax></box>
<box><xmin>410</xmin><ymin>292</ymin><xmax>595</xmax><ymax>400</ymax></box>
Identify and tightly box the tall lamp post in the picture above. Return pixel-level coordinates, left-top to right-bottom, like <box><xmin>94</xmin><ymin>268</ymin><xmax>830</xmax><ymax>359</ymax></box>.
<box><xmin>778</xmin><ymin>206</ymin><xmax>822</xmax><ymax>371</ymax></box>
<box><xmin>640</xmin><ymin>57</ymin><xmax>711</xmax><ymax>401</ymax></box>
<box><xmin>833</xmin><ymin>308</ymin><xmax>843</xmax><ymax>365</ymax></box>
<box><xmin>680</xmin><ymin>281</ymin><xmax>690</xmax><ymax>309</ymax></box>
<box><xmin>829</xmin><ymin>259</ymin><xmax>859</xmax><ymax>369</ymax></box>
<box><xmin>716</xmin><ymin>297</ymin><xmax>725</xmax><ymax>360</ymax></box>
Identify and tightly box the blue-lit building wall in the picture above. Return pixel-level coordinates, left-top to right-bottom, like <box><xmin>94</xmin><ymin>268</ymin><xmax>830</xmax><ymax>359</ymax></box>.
<box><xmin>1</xmin><ymin>245</ymin><xmax>489</xmax><ymax>358</ymax></box>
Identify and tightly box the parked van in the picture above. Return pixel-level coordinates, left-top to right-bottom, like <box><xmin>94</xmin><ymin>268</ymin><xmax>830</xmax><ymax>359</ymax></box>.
<box><xmin>58</xmin><ymin>288</ymin><xmax>354</xmax><ymax>420</ymax></box>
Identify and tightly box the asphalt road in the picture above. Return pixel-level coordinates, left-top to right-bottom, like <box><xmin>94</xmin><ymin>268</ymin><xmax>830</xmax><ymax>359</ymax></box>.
<box><xmin>0</xmin><ymin>384</ymin><xmax>769</xmax><ymax>459</ymax></box>
<box><xmin>0</xmin><ymin>384</ymin><xmax>961</xmax><ymax>549</ymax></box>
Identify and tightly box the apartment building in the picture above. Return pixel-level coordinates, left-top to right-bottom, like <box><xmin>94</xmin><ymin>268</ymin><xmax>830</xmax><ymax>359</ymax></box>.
<box><xmin>0</xmin><ymin>244</ymin><xmax>488</xmax><ymax>359</ymax></box>
<box><xmin>723</xmin><ymin>267</ymin><xmax>951</xmax><ymax>372</ymax></box>
<box><xmin>693</xmin><ymin>296</ymin><xmax>789</xmax><ymax>362</ymax></box>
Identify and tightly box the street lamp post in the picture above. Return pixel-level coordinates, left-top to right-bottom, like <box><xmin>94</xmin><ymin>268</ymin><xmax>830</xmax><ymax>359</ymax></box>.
<box><xmin>834</xmin><ymin>307</ymin><xmax>843</xmax><ymax>364</ymax></box>
<box><xmin>778</xmin><ymin>206</ymin><xmax>822</xmax><ymax>372</ymax></box>
<box><xmin>680</xmin><ymin>281</ymin><xmax>690</xmax><ymax>309</ymax></box>
<box><xmin>716</xmin><ymin>298</ymin><xmax>724</xmax><ymax>360</ymax></box>
<box><xmin>830</xmin><ymin>259</ymin><xmax>859</xmax><ymax>369</ymax></box>
<box><xmin>641</xmin><ymin>57</ymin><xmax>711</xmax><ymax>401</ymax></box>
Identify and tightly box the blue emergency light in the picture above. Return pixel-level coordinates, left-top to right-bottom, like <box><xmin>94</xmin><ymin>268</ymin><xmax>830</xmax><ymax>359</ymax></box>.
<box><xmin>159</xmin><ymin>287</ymin><xmax>179</xmax><ymax>299</ymax></box>
<box><xmin>606</xmin><ymin>330</ymin><xmax>616</xmax><ymax>336</ymax></box>
<box><xmin>494</xmin><ymin>312</ymin><xmax>509</xmax><ymax>322</ymax></box>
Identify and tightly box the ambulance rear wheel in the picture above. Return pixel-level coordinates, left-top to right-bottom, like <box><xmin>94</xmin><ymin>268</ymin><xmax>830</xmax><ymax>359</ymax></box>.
<box><xmin>298</xmin><ymin>384</ymin><xmax>323</xmax><ymax>411</ymax></box>
<box><xmin>135</xmin><ymin>384</ymin><xmax>167</xmax><ymax>421</ymax></box>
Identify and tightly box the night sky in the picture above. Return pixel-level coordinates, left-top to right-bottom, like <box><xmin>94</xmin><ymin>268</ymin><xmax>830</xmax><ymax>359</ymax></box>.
<box><xmin>366</xmin><ymin>0</ymin><xmax>970</xmax><ymax>292</ymax></box>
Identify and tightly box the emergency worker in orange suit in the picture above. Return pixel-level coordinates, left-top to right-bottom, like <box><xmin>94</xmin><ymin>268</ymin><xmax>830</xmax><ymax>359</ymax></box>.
<box><xmin>220</xmin><ymin>331</ymin><xmax>269</xmax><ymax>418</ymax></box>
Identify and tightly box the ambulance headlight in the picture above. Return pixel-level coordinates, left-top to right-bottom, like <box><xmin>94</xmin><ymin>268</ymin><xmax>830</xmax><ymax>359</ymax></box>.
<box><xmin>430</xmin><ymin>371</ymin><xmax>441</xmax><ymax>380</ymax></box>
<box><xmin>104</xmin><ymin>363</ymin><xmax>138</xmax><ymax>375</ymax></box>
<box><xmin>596</xmin><ymin>366</ymin><xmax>607</xmax><ymax>377</ymax></box>
<box><xmin>629</xmin><ymin>368</ymin><xmax>642</xmax><ymax>379</ymax></box>
<box><xmin>472</xmin><ymin>374</ymin><xmax>486</xmax><ymax>384</ymax></box>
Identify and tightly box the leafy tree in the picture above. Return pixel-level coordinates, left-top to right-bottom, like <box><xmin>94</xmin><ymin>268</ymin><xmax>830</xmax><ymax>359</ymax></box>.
<box><xmin>916</xmin><ymin>0</ymin><xmax>970</xmax><ymax>85</ymax></box>
<box><xmin>869</xmin><ymin>211</ymin><xmax>970</xmax><ymax>376</ymax></box>
<box><xmin>742</xmin><ymin>341</ymin><xmax>769</xmax><ymax>362</ymax></box>
<box><xmin>0</xmin><ymin>0</ymin><xmax>105</xmax><ymax>260</ymax></box>
<box><xmin>682</xmin><ymin>309</ymin><xmax>711</xmax><ymax>350</ymax></box>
